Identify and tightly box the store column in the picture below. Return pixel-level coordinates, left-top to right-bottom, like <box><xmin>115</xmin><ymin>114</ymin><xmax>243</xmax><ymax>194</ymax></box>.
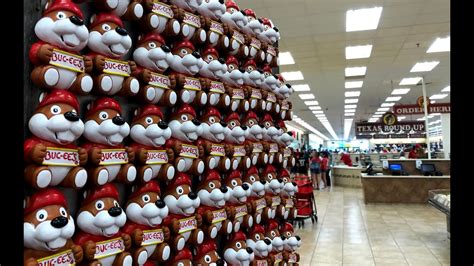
<box><xmin>441</xmin><ymin>114</ymin><xmax>450</xmax><ymax>158</ymax></box>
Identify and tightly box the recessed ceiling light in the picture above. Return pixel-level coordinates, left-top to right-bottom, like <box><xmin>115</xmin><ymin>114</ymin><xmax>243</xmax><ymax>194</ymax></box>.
<box><xmin>399</xmin><ymin>77</ymin><xmax>422</xmax><ymax>85</ymax></box>
<box><xmin>345</xmin><ymin>45</ymin><xmax>373</xmax><ymax>59</ymax></box>
<box><xmin>345</xmin><ymin>66</ymin><xmax>367</xmax><ymax>77</ymax></box>
<box><xmin>309</xmin><ymin>106</ymin><xmax>321</xmax><ymax>110</ymax></box>
<box><xmin>345</xmin><ymin>113</ymin><xmax>355</xmax><ymax>116</ymax></box>
<box><xmin>417</xmin><ymin>117</ymin><xmax>426</xmax><ymax>121</ymax></box>
<box><xmin>377</xmin><ymin>107</ymin><xmax>389</xmax><ymax>112</ymax></box>
<box><xmin>373</xmin><ymin>114</ymin><xmax>382</xmax><ymax>118</ymax></box>
<box><xmin>381</xmin><ymin>102</ymin><xmax>395</xmax><ymax>107</ymax></box>
<box><xmin>345</xmin><ymin>109</ymin><xmax>356</xmax><ymax>113</ymax></box>
<box><xmin>304</xmin><ymin>100</ymin><xmax>319</xmax><ymax>105</ymax></box>
<box><xmin>345</xmin><ymin>91</ymin><xmax>361</xmax><ymax>97</ymax></box>
<box><xmin>292</xmin><ymin>84</ymin><xmax>311</xmax><ymax>91</ymax></box>
<box><xmin>313</xmin><ymin>110</ymin><xmax>324</xmax><ymax>114</ymax></box>
<box><xmin>346</xmin><ymin>7</ymin><xmax>383</xmax><ymax>32</ymax></box>
<box><xmin>397</xmin><ymin>116</ymin><xmax>406</xmax><ymax>121</ymax></box>
<box><xmin>441</xmin><ymin>86</ymin><xmax>450</xmax><ymax>92</ymax></box>
<box><xmin>299</xmin><ymin>93</ymin><xmax>315</xmax><ymax>100</ymax></box>
<box><xmin>427</xmin><ymin>36</ymin><xmax>450</xmax><ymax>53</ymax></box>
<box><xmin>392</xmin><ymin>88</ymin><xmax>411</xmax><ymax>95</ymax></box>
<box><xmin>315</xmin><ymin>114</ymin><xmax>326</xmax><ymax>117</ymax></box>
<box><xmin>278</xmin><ymin>52</ymin><xmax>295</xmax><ymax>65</ymax></box>
<box><xmin>343</xmin><ymin>118</ymin><xmax>354</xmax><ymax>139</ymax></box>
<box><xmin>345</xmin><ymin>81</ymin><xmax>363</xmax><ymax>89</ymax></box>
<box><xmin>368</xmin><ymin>118</ymin><xmax>378</xmax><ymax>122</ymax></box>
<box><xmin>410</xmin><ymin>61</ymin><xmax>440</xmax><ymax>72</ymax></box>
<box><xmin>345</xmin><ymin>104</ymin><xmax>357</xmax><ymax>109</ymax></box>
<box><xmin>431</xmin><ymin>100</ymin><xmax>436</xmax><ymax>103</ymax></box>
<box><xmin>345</xmin><ymin>98</ymin><xmax>359</xmax><ymax>104</ymax></box>
<box><xmin>386</xmin><ymin>96</ymin><xmax>402</xmax><ymax>102</ymax></box>
<box><xmin>281</xmin><ymin>71</ymin><xmax>304</xmax><ymax>81</ymax></box>
<box><xmin>375</xmin><ymin>111</ymin><xmax>385</xmax><ymax>114</ymax></box>
<box><xmin>429</xmin><ymin>94</ymin><xmax>448</xmax><ymax>100</ymax></box>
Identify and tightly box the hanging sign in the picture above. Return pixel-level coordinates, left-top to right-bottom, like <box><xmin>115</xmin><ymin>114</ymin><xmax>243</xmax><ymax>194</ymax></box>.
<box><xmin>409</xmin><ymin>133</ymin><xmax>426</xmax><ymax>138</ymax></box>
<box><xmin>393</xmin><ymin>103</ymin><xmax>450</xmax><ymax>115</ymax></box>
<box><xmin>355</xmin><ymin>122</ymin><xmax>425</xmax><ymax>134</ymax></box>
<box><xmin>390</xmin><ymin>134</ymin><xmax>408</xmax><ymax>139</ymax></box>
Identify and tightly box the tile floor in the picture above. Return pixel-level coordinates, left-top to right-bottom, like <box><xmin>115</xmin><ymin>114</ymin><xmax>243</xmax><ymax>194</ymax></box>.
<box><xmin>294</xmin><ymin>186</ymin><xmax>450</xmax><ymax>265</ymax></box>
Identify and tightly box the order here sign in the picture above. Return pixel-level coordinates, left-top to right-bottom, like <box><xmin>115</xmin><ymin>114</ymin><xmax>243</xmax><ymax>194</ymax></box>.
<box><xmin>393</xmin><ymin>103</ymin><xmax>450</xmax><ymax>115</ymax></box>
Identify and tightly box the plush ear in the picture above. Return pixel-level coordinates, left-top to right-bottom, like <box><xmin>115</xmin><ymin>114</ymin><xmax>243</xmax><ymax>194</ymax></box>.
<box><xmin>86</xmin><ymin>103</ymin><xmax>91</xmax><ymax>111</ymax></box>
<box><xmin>38</xmin><ymin>92</ymin><xmax>47</xmax><ymax>103</ymax></box>
<box><xmin>23</xmin><ymin>196</ymin><xmax>29</xmax><ymax>209</ymax></box>
<box><xmin>90</xmin><ymin>14</ymin><xmax>96</xmax><ymax>25</ymax></box>
<box><xmin>83</xmin><ymin>190</ymin><xmax>88</xmax><ymax>201</ymax></box>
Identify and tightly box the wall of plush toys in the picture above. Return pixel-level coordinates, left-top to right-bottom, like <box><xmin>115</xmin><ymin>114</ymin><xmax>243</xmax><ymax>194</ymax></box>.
<box><xmin>23</xmin><ymin>0</ymin><xmax>300</xmax><ymax>265</ymax></box>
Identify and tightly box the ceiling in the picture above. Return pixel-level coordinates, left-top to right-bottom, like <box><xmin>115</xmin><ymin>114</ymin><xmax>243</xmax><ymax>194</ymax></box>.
<box><xmin>238</xmin><ymin>0</ymin><xmax>450</xmax><ymax>140</ymax></box>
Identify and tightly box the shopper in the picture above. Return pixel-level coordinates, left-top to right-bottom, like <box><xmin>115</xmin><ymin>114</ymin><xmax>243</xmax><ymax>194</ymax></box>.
<box><xmin>321</xmin><ymin>152</ymin><xmax>329</xmax><ymax>187</ymax></box>
<box><xmin>408</xmin><ymin>145</ymin><xmax>419</xmax><ymax>159</ymax></box>
<box><xmin>399</xmin><ymin>151</ymin><xmax>406</xmax><ymax>159</ymax></box>
<box><xmin>309</xmin><ymin>151</ymin><xmax>322</xmax><ymax>189</ymax></box>
<box><xmin>340</xmin><ymin>152</ymin><xmax>353</xmax><ymax>166</ymax></box>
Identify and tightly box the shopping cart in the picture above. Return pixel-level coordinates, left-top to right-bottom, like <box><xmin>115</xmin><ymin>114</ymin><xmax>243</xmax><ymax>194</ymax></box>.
<box><xmin>293</xmin><ymin>174</ymin><xmax>318</xmax><ymax>228</ymax></box>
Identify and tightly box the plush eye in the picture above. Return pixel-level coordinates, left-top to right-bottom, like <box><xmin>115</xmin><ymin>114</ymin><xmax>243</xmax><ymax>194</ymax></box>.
<box><xmin>250</xmin><ymin>176</ymin><xmax>256</xmax><ymax>182</ymax></box>
<box><xmin>209</xmin><ymin>117</ymin><xmax>216</xmax><ymax>123</ymax></box>
<box><xmin>59</xmin><ymin>207</ymin><xmax>67</xmax><ymax>217</ymax></box>
<box><xmin>145</xmin><ymin>117</ymin><xmax>153</xmax><ymax>124</ymax></box>
<box><xmin>180</xmin><ymin>49</ymin><xmax>189</xmax><ymax>56</ymax></box>
<box><xmin>113</xmin><ymin>200</ymin><xmax>119</xmax><ymax>207</ymax></box>
<box><xmin>209</xmin><ymin>182</ymin><xmax>216</xmax><ymax>189</ymax></box>
<box><xmin>95</xmin><ymin>200</ymin><xmax>105</xmax><ymax>211</ymax></box>
<box><xmin>229</xmin><ymin>121</ymin><xmax>236</xmax><ymax>128</ymax></box>
<box><xmin>271</xmin><ymin>231</ymin><xmax>276</xmax><ymax>237</ymax></box>
<box><xmin>204</xmin><ymin>255</ymin><xmax>212</xmax><ymax>263</ymax></box>
<box><xmin>102</xmin><ymin>23</ymin><xmax>111</xmax><ymax>31</ymax></box>
<box><xmin>50</xmin><ymin>105</ymin><xmax>61</xmax><ymax>115</ymax></box>
<box><xmin>142</xmin><ymin>195</ymin><xmax>150</xmax><ymax>203</ymax></box>
<box><xmin>178</xmin><ymin>263</ymin><xmax>184</xmax><ymax>266</ymax></box>
<box><xmin>231</xmin><ymin>180</ymin><xmax>238</xmax><ymax>187</ymax></box>
<box><xmin>36</xmin><ymin>209</ymin><xmax>48</xmax><ymax>222</ymax></box>
<box><xmin>248</xmin><ymin>120</ymin><xmax>254</xmax><ymax>126</ymax></box>
<box><xmin>228</xmin><ymin>65</ymin><xmax>235</xmax><ymax>71</ymax></box>
<box><xmin>248</xmin><ymin>17</ymin><xmax>255</xmax><ymax>21</ymax></box>
<box><xmin>283</xmin><ymin>178</ymin><xmax>288</xmax><ymax>182</ymax></box>
<box><xmin>99</xmin><ymin>111</ymin><xmax>109</xmax><ymax>120</ymax></box>
<box><xmin>265</xmin><ymin>25</ymin><xmax>270</xmax><ymax>30</ymax></box>
<box><xmin>148</xmin><ymin>42</ymin><xmax>157</xmax><ymax>49</ymax></box>
<box><xmin>230</xmin><ymin>8</ymin><xmax>236</xmax><ymax>13</ymax></box>
<box><xmin>71</xmin><ymin>109</ymin><xmax>77</xmax><ymax>114</ymax></box>
<box><xmin>236</xmin><ymin>242</ymin><xmax>242</xmax><ymax>248</ymax></box>
<box><xmin>207</xmin><ymin>55</ymin><xmax>214</xmax><ymax>62</ymax></box>
<box><xmin>56</xmin><ymin>12</ymin><xmax>66</xmax><ymax>19</ymax></box>
<box><xmin>286</xmin><ymin>232</ymin><xmax>291</xmax><ymax>237</ymax></box>
<box><xmin>247</xmin><ymin>66</ymin><xmax>254</xmax><ymax>72</ymax></box>
<box><xmin>267</xmin><ymin>174</ymin><xmax>273</xmax><ymax>180</ymax></box>
<box><xmin>176</xmin><ymin>186</ymin><xmax>184</xmax><ymax>195</ymax></box>
<box><xmin>255</xmin><ymin>234</ymin><xmax>260</xmax><ymax>240</ymax></box>
<box><xmin>181</xmin><ymin>115</ymin><xmax>188</xmax><ymax>121</ymax></box>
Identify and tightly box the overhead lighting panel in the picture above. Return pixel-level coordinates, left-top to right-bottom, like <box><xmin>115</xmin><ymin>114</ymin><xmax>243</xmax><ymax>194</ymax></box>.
<box><xmin>346</xmin><ymin>7</ymin><xmax>383</xmax><ymax>32</ymax></box>
<box><xmin>345</xmin><ymin>98</ymin><xmax>359</xmax><ymax>104</ymax></box>
<box><xmin>298</xmin><ymin>94</ymin><xmax>315</xmax><ymax>100</ymax></box>
<box><xmin>304</xmin><ymin>100</ymin><xmax>319</xmax><ymax>105</ymax></box>
<box><xmin>345</xmin><ymin>44</ymin><xmax>373</xmax><ymax>59</ymax></box>
<box><xmin>309</xmin><ymin>106</ymin><xmax>321</xmax><ymax>110</ymax></box>
<box><xmin>381</xmin><ymin>102</ymin><xmax>395</xmax><ymax>107</ymax></box>
<box><xmin>345</xmin><ymin>66</ymin><xmax>367</xmax><ymax>77</ymax></box>
<box><xmin>386</xmin><ymin>96</ymin><xmax>402</xmax><ymax>102</ymax></box>
<box><xmin>377</xmin><ymin>107</ymin><xmax>389</xmax><ymax>112</ymax></box>
<box><xmin>345</xmin><ymin>91</ymin><xmax>361</xmax><ymax>97</ymax></box>
<box><xmin>345</xmin><ymin>104</ymin><xmax>357</xmax><ymax>109</ymax></box>
<box><xmin>399</xmin><ymin>77</ymin><xmax>422</xmax><ymax>86</ymax></box>
<box><xmin>427</xmin><ymin>36</ymin><xmax>450</xmax><ymax>53</ymax></box>
<box><xmin>441</xmin><ymin>86</ymin><xmax>450</xmax><ymax>92</ymax></box>
<box><xmin>391</xmin><ymin>88</ymin><xmax>411</xmax><ymax>95</ymax></box>
<box><xmin>344</xmin><ymin>118</ymin><xmax>354</xmax><ymax>140</ymax></box>
<box><xmin>429</xmin><ymin>94</ymin><xmax>449</xmax><ymax>100</ymax></box>
<box><xmin>410</xmin><ymin>61</ymin><xmax>440</xmax><ymax>72</ymax></box>
<box><xmin>345</xmin><ymin>81</ymin><xmax>363</xmax><ymax>89</ymax></box>
<box><xmin>278</xmin><ymin>52</ymin><xmax>295</xmax><ymax>65</ymax></box>
<box><xmin>292</xmin><ymin>84</ymin><xmax>311</xmax><ymax>91</ymax></box>
<box><xmin>281</xmin><ymin>71</ymin><xmax>304</xmax><ymax>81</ymax></box>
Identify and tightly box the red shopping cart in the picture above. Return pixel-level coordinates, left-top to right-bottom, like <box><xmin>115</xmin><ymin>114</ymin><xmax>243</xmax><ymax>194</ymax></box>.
<box><xmin>293</xmin><ymin>174</ymin><xmax>318</xmax><ymax>228</ymax></box>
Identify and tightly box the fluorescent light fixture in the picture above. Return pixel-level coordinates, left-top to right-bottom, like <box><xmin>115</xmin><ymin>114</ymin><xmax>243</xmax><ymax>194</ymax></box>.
<box><xmin>397</xmin><ymin>116</ymin><xmax>406</xmax><ymax>121</ymax></box>
<box><xmin>312</xmin><ymin>110</ymin><xmax>324</xmax><ymax>114</ymax></box>
<box><xmin>417</xmin><ymin>117</ymin><xmax>426</xmax><ymax>121</ymax></box>
<box><xmin>373</xmin><ymin>114</ymin><xmax>382</xmax><ymax>118</ymax></box>
<box><xmin>345</xmin><ymin>109</ymin><xmax>356</xmax><ymax>113</ymax></box>
<box><xmin>343</xmin><ymin>118</ymin><xmax>354</xmax><ymax>140</ymax></box>
<box><xmin>441</xmin><ymin>86</ymin><xmax>450</xmax><ymax>92</ymax></box>
<box><xmin>431</xmin><ymin>100</ymin><xmax>436</xmax><ymax>103</ymax></box>
<box><xmin>345</xmin><ymin>98</ymin><xmax>359</xmax><ymax>104</ymax></box>
<box><xmin>346</xmin><ymin>7</ymin><xmax>383</xmax><ymax>32</ymax></box>
<box><xmin>410</xmin><ymin>61</ymin><xmax>440</xmax><ymax>72</ymax></box>
<box><xmin>381</xmin><ymin>102</ymin><xmax>395</xmax><ymax>107</ymax></box>
<box><xmin>345</xmin><ymin>91</ymin><xmax>361</xmax><ymax>97</ymax></box>
<box><xmin>293</xmin><ymin>118</ymin><xmax>330</xmax><ymax>140</ymax></box>
<box><xmin>315</xmin><ymin>114</ymin><xmax>326</xmax><ymax>117</ymax></box>
<box><xmin>345</xmin><ymin>113</ymin><xmax>355</xmax><ymax>116</ymax></box>
<box><xmin>427</xmin><ymin>36</ymin><xmax>450</xmax><ymax>53</ymax></box>
<box><xmin>430</xmin><ymin>94</ymin><xmax>448</xmax><ymax>100</ymax></box>
<box><xmin>375</xmin><ymin>111</ymin><xmax>386</xmax><ymax>114</ymax></box>
<box><xmin>399</xmin><ymin>77</ymin><xmax>422</xmax><ymax>85</ymax></box>
<box><xmin>345</xmin><ymin>66</ymin><xmax>367</xmax><ymax>77</ymax></box>
<box><xmin>377</xmin><ymin>107</ymin><xmax>390</xmax><ymax>112</ymax></box>
<box><xmin>386</xmin><ymin>96</ymin><xmax>402</xmax><ymax>102</ymax></box>
<box><xmin>304</xmin><ymin>100</ymin><xmax>319</xmax><ymax>105</ymax></box>
<box><xmin>298</xmin><ymin>93</ymin><xmax>315</xmax><ymax>100</ymax></box>
<box><xmin>345</xmin><ymin>45</ymin><xmax>373</xmax><ymax>59</ymax></box>
<box><xmin>392</xmin><ymin>88</ymin><xmax>411</xmax><ymax>95</ymax></box>
<box><xmin>281</xmin><ymin>71</ymin><xmax>304</xmax><ymax>81</ymax></box>
<box><xmin>309</xmin><ymin>106</ymin><xmax>321</xmax><ymax>110</ymax></box>
<box><xmin>345</xmin><ymin>81</ymin><xmax>363</xmax><ymax>89</ymax></box>
<box><xmin>431</xmin><ymin>113</ymin><xmax>442</xmax><ymax>116</ymax></box>
<box><xmin>368</xmin><ymin>118</ymin><xmax>378</xmax><ymax>122</ymax></box>
<box><xmin>292</xmin><ymin>84</ymin><xmax>311</xmax><ymax>92</ymax></box>
<box><xmin>345</xmin><ymin>104</ymin><xmax>357</xmax><ymax>109</ymax></box>
<box><xmin>278</xmin><ymin>52</ymin><xmax>295</xmax><ymax>65</ymax></box>
<box><xmin>427</xmin><ymin>115</ymin><xmax>435</xmax><ymax>118</ymax></box>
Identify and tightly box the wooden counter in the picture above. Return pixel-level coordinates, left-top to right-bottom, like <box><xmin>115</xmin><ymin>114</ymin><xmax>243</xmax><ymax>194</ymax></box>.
<box><xmin>361</xmin><ymin>173</ymin><xmax>450</xmax><ymax>203</ymax></box>
<box><xmin>382</xmin><ymin>159</ymin><xmax>450</xmax><ymax>175</ymax></box>
<box><xmin>332</xmin><ymin>165</ymin><xmax>365</xmax><ymax>188</ymax></box>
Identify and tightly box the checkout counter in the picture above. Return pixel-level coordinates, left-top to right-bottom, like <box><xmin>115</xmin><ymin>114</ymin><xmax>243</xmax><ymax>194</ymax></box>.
<box><xmin>361</xmin><ymin>159</ymin><xmax>450</xmax><ymax>203</ymax></box>
<box><xmin>332</xmin><ymin>165</ymin><xmax>365</xmax><ymax>188</ymax></box>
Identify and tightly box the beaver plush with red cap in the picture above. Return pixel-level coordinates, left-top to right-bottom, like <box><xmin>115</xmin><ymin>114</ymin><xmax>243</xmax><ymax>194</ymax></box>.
<box><xmin>262</xmin><ymin>165</ymin><xmax>285</xmax><ymax>220</ymax></box>
<box><xmin>163</xmin><ymin>173</ymin><xmax>204</xmax><ymax>250</ymax></box>
<box><xmin>196</xmin><ymin>107</ymin><xmax>231</xmax><ymax>171</ymax></box>
<box><xmin>223</xmin><ymin>112</ymin><xmax>251</xmax><ymax>171</ymax></box>
<box><xmin>138</xmin><ymin>0</ymin><xmax>182</xmax><ymax>37</ymax></box>
<box><xmin>280</xmin><ymin>223</ymin><xmax>301</xmax><ymax>266</ymax></box>
<box><xmin>124</xmin><ymin>181</ymin><xmax>172</xmax><ymax>264</ymax></box>
<box><xmin>223</xmin><ymin>231</ymin><xmax>254</xmax><ymax>266</ymax></box>
<box><xmin>166</xmin><ymin>104</ymin><xmax>205</xmax><ymax>175</ymax></box>
<box><xmin>75</xmin><ymin>183</ymin><xmax>136</xmax><ymax>266</ymax></box>
<box><xmin>265</xmin><ymin>220</ymin><xmax>285</xmax><ymax>266</ymax></box>
<box><xmin>221</xmin><ymin>56</ymin><xmax>249</xmax><ymax>113</ymax></box>
<box><xmin>242</xmin><ymin>111</ymin><xmax>268</xmax><ymax>167</ymax></box>
<box><xmin>24</xmin><ymin>188</ymin><xmax>88</xmax><ymax>266</ymax></box>
<box><xmin>243</xmin><ymin>166</ymin><xmax>271</xmax><ymax>225</ymax></box>
<box><xmin>242</xmin><ymin>59</ymin><xmax>263</xmax><ymax>88</ymax></box>
<box><xmin>221</xmin><ymin>0</ymin><xmax>249</xmax><ymax>58</ymax></box>
<box><xmin>130</xmin><ymin>104</ymin><xmax>176</xmax><ymax>183</ymax></box>
<box><xmin>247</xmin><ymin>224</ymin><xmax>272</xmax><ymax>266</ymax></box>
<box><xmin>193</xmin><ymin>239</ymin><xmax>226</xmax><ymax>266</ymax></box>
<box><xmin>260</xmin><ymin>65</ymin><xmax>279</xmax><ymax>94</ymax></box>
<box><xmin>166</xmin><ymin>247</ymin><xmax>193</xmax><ymax>266</ymax></box>
<box><xmin>169</xmin><ymin>0</ymin><xmax>207</xmax><ymax>44</ymax></box>
<box><xmin>260</xmin><ymin>115</ymin><xmax>282</xmax><ymax>166</ymax></box>
<box><xmin>30</xmin><ymin>0</ymin><xmax>93</xmax><ymax>95</ymax></box>
<box><xmin>74</xmin><ymin>0</ymin><xmax>144</xmax><ymax>20</ymax></box>
<box><xmin>258</xmin><ymin>17</ymin><xmax>280</xmax><ymax>45</ymax></box>
<box><xmin>82</xmin><ymin>97</ymin><xmax>137</xmax><ymax>186</ymax></box>
<box><xmin>280</xmin><ymin>168</ymin><xmax>297</xmax><ymax>220</ymax></box>
<box><xmin>196</xmin><ymin>170</ymin><xmax>233</xmax><ymax>239</ymax></box>
<box><xmin>85</xmin><ymin>12</ymin><xmax>139</xmax><ymax>96</ymax></box>
<box><xmin>223</xmin><ymin>170</ymin><xmax>253</xmax><ymax>233</ymax></box>
<box><xmin>196</xmin><ymin>0</ymin><xmax>230</xmax><ymax>50</ymax></box>
<box><xmin>24</xmin><ymin>90</ymin><xmax>88</xmax><ymax>189</ymax></box>
<box><xmin>132</xmin><ymin>32</ymin><xmax>178</xmax><ymax>105</ymax></box>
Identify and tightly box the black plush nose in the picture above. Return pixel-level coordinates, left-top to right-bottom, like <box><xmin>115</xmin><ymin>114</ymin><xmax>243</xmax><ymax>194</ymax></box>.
<box><xmin>158</xmin><ymin>120</ymin><xmax>168</xmax><ymax>129</ymax></box>
<box><xmin>246</xmin><ymin>247</ymin><xmax>253</xmax><ymax>254</ymax></box>
<box><xmin>286</xmin><ymin>83</ymin><xmax>291</xmax><ymax>88</ymax></box>
<box><xmin>287</xmin><ymin>132</ymin><xmax>293</xmax><ymax>136</ymax></box>
<box><xmin>161</xmin><ymin>44</ymin><xmax>171</xmax><ymax>53</ymax></box>
<box><xmin>275</xmin><ymin>125</ymin><xmax>281</xmax><ymax>130</ymax></box>
<box><xmin>240</xmin><ymin>10</ymin><xmax>246</xmax><ymax>16</ymax></box>
<box><xmin>257</xmin><ymin>68</ymin><xmax>264</xmax><ymax>74</ymax></box>
<box><xmin>260</xmin><ymin>180</ymin><xmax>266</xmax><ymax>185</ymax></box>
<box><xmin>216</xmin><ymin>259</ymin><xmax>225</xmax><ymax>266</ymax></box>
<box><xmin>155</xmin><ymin>200</ymin><xmax>166</xmax><ymax>208</ymax></box>
<box><xmin>220</xmin><ymin>186</ymin><xmax>228</xmax><ymax>193</ymax></box>
<box><xmin>112</xmin><ymin>116</ymin><xmax>125</xmax><ymax>125</ymax></box>
<box><xmin>64</xmin><ymin>111</ymin><xmax>80</xmax><ymax>122</ymax></box>
<box><xmin>273</xmin><ymin>74</ymin><xmax>279</xmax><ymax>79</ymax></box>
<box><xmin>108</xmin><ymin>207</ymin><xmax>122</xmax><ymax>217</ymax></box>
<box><xmin>218</xmin><ymin>57</ymin><xmax>226</xmax><ymax>64</ymax></box>
<box><xmin>259</xmin><ymin>124</ymin><xmax>265</xmax><ymax>128</ymax></box>
<box><xmin>51</xmin><ymin>216</ymin><xmax>68</xmax><ymax>228</ymax></box>
<box><xmin>69</xmin><ymin>15</ymin><xmax>84</xmax><ymax>26</ymax></box>
<box><xmin>258</xmin><ymin>18</ymin><xmax>263</xmax><ymax>23</ymax></box>
<box><xmin>274</xmin><ymin>27</ymin><xmax>279</xmax><ymax>32</ymax></box>
<box><xmin>296</xmin><ymin>235</ymin><xmax>301</xmax><ymax>241</ymax></box>
<box><xmin>242</xmin><ymin>183</ymin><xmax>249</xmax><ymax>190</ymax></box>
<box><xmin>292</xmin><ymin>182</ymin><xmax>297</xmax><ymax>186</ymax></box>
<box><xmin>277</xmin><ymin>178</ymin><xmax>283</xmax><ymax>183</ymax></box>
<box><xmin>189</xmin><ymin>192</ymin><xmax>198</xmax><ymax>200</ymax></box>
<box><xmin>192</xmin><ymin>51</ymin><xmax>201</xmax><ymax>58</ymax></box>
<box><xmin>264</xmin><ymin>238</ymin><xmax>271</xmax><ymax>245</ymax></box>
<box><xmin>220</xmin><ymin>121</ymin><xmax>227</xmax><ymax>127</ymax></box>
<box><xmin>192</xmin><ymin>119</ymin><xmax>201</xmax><ymax>126</ymax></box>
<box><xmin>241</xmin><ymin>125</ymin><xmax>248</xmax><ymax>130</ymax></box>
<box><xmin>115</xmin><ymin>26</ymin><xmax>128</xmax><ymax>36</ymax></box>
<box><xmin>239</xmin><ymin>67</ymin><xmax>245</xmax><ymax>73</ymax></box>
<box><xmin>281</xmin><ymin>235</ymin><xmax>286</xmax><ymax>240</ymax></box>
<box><xmin>218</xmin><ymin>0</ymin><xmax>224</xmax><ymax>3</ymax></box>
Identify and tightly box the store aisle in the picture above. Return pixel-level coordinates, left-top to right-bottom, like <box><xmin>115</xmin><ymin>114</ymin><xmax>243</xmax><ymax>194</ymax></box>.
<box><xmin>295</xmin><ymin>187</ymin><xmax>450</xmax><ymax>265</ymax></box>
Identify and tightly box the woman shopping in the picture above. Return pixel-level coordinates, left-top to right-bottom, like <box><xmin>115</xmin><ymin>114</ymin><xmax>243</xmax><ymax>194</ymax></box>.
<box><xmin>309</xmin><ymin>151</ymin><xmax>323</xmax><ymax>190</ymax></box>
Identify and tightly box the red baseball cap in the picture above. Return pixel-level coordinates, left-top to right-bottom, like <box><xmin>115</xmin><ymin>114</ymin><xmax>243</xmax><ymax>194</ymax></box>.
<box><xmin>82</xmin><ymin>183</ymin><xmax>119</xmax><ymax>206</ymax></box>
<box><xmin>86</xmin><ymin>97</ymin><xmax>122</xmax><ymax>117</ymax></box>
<box><xmin>24</xmin><ymin>189</ymin><xmax>67</xmax><ymax>215</ymax></box>
<box><xmin>37</xmin><ymin>90</ymin><xmax>80</xmax><ymax>111</ymax></box>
